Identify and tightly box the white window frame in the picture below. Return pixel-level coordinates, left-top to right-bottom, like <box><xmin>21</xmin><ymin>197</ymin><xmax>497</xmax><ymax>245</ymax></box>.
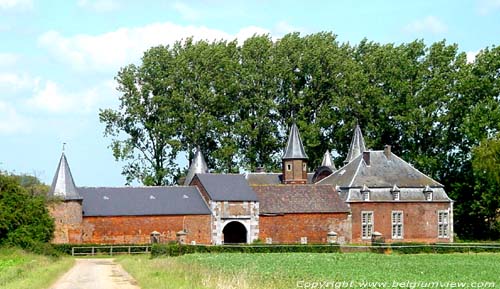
<box><xmin>392</xmin><ymin>191</ymin><xmax>400</xmax><ymax>201</ymax></box>
<box><xmin>426</xmin><ymin>192</ymin><xmax>433</xmax><ymax>201</ymax></box>
<box><xmin>286</xmin><ymin>164</ymin><xmax>292</xmax><ymax>171</ymax></box>
<box><xmin>438</xmin><ymin>210</ymin><xmax>449</xmax><ymax>238</ymax></box>
<box><xmin>391</xmin><ymin>211</ymin><xmax>404</xmax><ymax>239</ymax></box>
<box><xmin>362</xmin><ymin>190</ymin><xmax>370</xmax><ymax>201</ymax></box>
<box><xmin>361</xmin><ymin>211</ymin><xmax>374</xmax><ymax>239</ymax></box>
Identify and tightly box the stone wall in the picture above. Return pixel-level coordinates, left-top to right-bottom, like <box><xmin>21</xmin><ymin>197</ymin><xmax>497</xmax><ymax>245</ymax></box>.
<box><xmin>210</xmin><ymin>201</ymin><xmax>259</xmax><ymax>245</ymax></box>
<box><xmin>48</xmin><ymin>200</ymin><xmax>83</xmax><ymax>244</ymax></box>
<box><xmin>81</xmin><ymin>215</ymin><xmax>211</xmax><ymax>244</ymax></box>
<box><xmin>350</xmin><ymin>202</ymin><xmax>453</xmax><ymax>243</ymax></box>
<box><xmin>259</xmin><ymin>212</ymin><xmax>351</xmax><ymax>244</ymax></box>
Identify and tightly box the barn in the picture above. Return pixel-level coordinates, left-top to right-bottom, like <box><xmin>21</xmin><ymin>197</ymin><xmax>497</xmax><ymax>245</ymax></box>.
<box><xmin>48</xmin><ymin>123</ymin><xmax>453</xmax><ymax>244</ymax></box>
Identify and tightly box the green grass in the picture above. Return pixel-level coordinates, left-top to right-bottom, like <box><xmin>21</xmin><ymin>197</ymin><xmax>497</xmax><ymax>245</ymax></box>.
<box><xmin>117</xmin><ymin>252</ymin><xmax>500</xmax><ymax>289</ymax></box>
<box><xmin>0</xmin><ymin>247</ymin><xmax>74</xmax><ymax>289</ymax></box>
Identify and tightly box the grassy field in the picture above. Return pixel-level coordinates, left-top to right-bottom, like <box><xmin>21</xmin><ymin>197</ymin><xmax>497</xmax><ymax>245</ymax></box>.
<box><xmin>0</xmin><ymin>247</ymin><xmax>74</xmax><ymax>289</ymax></box>
<box><xmin>117</xmin><ymin>252</ymin><xmax>500</xmax><ymax>289</ymax></box>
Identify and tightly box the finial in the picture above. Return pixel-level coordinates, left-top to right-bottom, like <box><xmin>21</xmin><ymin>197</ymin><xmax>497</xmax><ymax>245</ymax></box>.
<box><xmin>62</xmin><ymin>142</ymin><xmax>67</xmax><ymax>153</ymax></box>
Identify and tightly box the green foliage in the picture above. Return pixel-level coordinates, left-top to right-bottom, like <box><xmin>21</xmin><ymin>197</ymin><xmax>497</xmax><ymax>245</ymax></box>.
<box><xmin>101</xmin><ymin>34</ymin><xmax>500</xmax><ymax>240</ymax></box>
<box><xmin>151</xmin><ymin>243</ymin><xmax>341</xmax><ymax>257</ymax></box>
<box><xmin>0</xmin><ymin>174</ymin><xmax>55</xmax><ymax>252</ymax></box>
<box><xmin>389</xmin><ymin>242</ymin><xmax>500</xmax><ymax>254</ymax></box>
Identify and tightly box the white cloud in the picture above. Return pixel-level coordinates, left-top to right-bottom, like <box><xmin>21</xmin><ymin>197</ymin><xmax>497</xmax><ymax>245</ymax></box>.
<box><xmin>404</xmin><ymin>16</ymin><xmax>447</xmax><ymax>35</ymax></box>
<box><xmin>274</xmin><ymin>21</ymin><xmax>305</xmax><ymax>36</ymax></box>
<box><xmin>77</xmin><ymin>0</ymin><xmax>119</xmax><ymax>12</ymax></box>
<box><xmin>26</xmin><ymin>79</ymin><xmax>117</xmax><ymax>114</ymax></box>
<box><xmin>478</xmin><ymin>0</ymin><xmax>500</xmax><ymax>14</ymax></box>
<box><xmin>466</xmin><ymin>50</ymin><xmax>479</xmax><ymax>63</ymax></box>
<box><xmin>38</xmin><ymin>22</ymin><xmax>270</xmax><ymax>72</ymax></box>
<box><xmin>0</xmin><ymin>101</ymin><xmax>29</xmax><ymax>134</ymax></box>
<box><xmin>0</xmin><ymin>53</ymin><xmax>18</xmax><ymax>66</ymax></box>
<box><xmin>0</xmin><ymin>0</ymin><xmax>32</xmax><ymax>10</ymax></box>
<box><xmin>173</xmin><ymin>2</ymin><xmax>200</xmax><ymax>21</ymax></box>
<box><xmin>0</xmin><ymin>72</ymin><xmax>37</xmax><ymax>91</ymax></box>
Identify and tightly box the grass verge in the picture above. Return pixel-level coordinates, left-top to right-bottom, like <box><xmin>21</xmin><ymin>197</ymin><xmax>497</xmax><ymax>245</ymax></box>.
<box><xmin>0</xmin><ymin>247</ymin><xmax>74</xmax><ymax>289</ymax></box>
<box><xmin>117</xmin><ymin>252</ymin><xmax>500</xmax><ymax>289</ymax></box>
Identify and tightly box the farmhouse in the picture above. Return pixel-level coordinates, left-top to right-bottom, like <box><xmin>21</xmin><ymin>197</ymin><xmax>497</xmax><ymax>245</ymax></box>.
<box><xmin>48</xmin><ymin>124</ymin><xmax>453</xmax><ymax>245</ymax></box>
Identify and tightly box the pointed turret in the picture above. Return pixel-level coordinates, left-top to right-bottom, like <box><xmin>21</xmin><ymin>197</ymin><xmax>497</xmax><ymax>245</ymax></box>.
<box><xmin>282</xmin><ymin>123</ymin><xmax>308</xmax><ymax>184</ymax></box>
<box><xmin>49</xmin><ymin>152</ymin><xmax>81</xmax><ymax>200</ymax></box>
<box><xmin>344</xmin><ymin>124</ymin><xmax>366</xmax><ymax>164</ymax></box>
<box><xmin>184</xmin><ymin>146</ymin><xmax>209</xmax><ymax>185</ymax></box>
<box><xmin>321</xmin><ymin>150</ymin><xmax>336</xmax><ymax>170</ymax></box>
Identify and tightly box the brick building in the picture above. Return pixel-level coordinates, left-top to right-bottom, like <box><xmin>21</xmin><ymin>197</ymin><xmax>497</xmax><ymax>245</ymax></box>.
<box><xmin>48</xmin><ymin>123</ymin><xmax>453</xmax><ymax>244</ymax></box>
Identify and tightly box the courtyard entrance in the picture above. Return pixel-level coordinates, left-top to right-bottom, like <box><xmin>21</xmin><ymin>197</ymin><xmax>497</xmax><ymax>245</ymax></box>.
<box><xmin>222</xmin><ymin>221</ymin><xmax>247</xmax><ymax>244</ymax></box>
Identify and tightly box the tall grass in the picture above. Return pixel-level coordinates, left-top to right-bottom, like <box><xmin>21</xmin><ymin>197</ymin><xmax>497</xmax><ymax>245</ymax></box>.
<box><xmin>0</xmin><ymin>247</ymin><xmax>74</xmax><ymax>289</ymax></box>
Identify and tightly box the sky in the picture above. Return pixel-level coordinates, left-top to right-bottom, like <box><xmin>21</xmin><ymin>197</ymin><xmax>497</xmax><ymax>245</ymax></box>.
<box><xmin>0</xmin><ymin>0</ymin><xmax>499</xmax><ymax>187</ymax></box>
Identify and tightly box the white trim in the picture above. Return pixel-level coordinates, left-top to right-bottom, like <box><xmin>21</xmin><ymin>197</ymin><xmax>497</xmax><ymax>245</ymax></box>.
<box><xmin>348</xmin><ymin>158</ymin><xmax>363</xmax><ymax>187</ymax></box>
<box><xmin>361</xmin><ymin>211</ymin><xmax>374</xmax><ymax>240</ymax></box>
<box><xmin>391</xmin><ymin>211</ymin><xmax>404</xmax><ymax>239</ymax></box>
<box><xmin>437</xmin><ymin>210</ymin><xmax>450</xmax><ymax>239</ymax></box>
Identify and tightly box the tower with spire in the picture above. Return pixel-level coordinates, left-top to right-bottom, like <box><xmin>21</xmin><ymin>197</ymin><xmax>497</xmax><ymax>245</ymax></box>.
<box><xmin>282</xmin><ymin>123</ymin><xmax>308</xmax><ymax>184</ymax></box>
<box><xmin>47</xmin><ymin>149</ymin><xmax>83</xmax><ymax>243</ymax></box>
<box><xmin>184</xmin><ymin>146</ymin><xmax>209</xmax><ymax>186</ymax></box>
<box><xmin>344</xmin><ymin>124</ymin><xmax>366</xmax><ymax>165</ymax></box>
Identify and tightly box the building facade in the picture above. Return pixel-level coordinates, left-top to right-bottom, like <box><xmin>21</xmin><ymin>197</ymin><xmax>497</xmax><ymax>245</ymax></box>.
<box><xmin>48</xmin><ymin>123</ymin><xmax>453</xmax><ymax>245</ymax></box>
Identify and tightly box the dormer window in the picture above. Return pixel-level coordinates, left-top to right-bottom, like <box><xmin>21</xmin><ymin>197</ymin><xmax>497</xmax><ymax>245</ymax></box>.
<box><xmin>424</xmin><ymin>186</ymin><xmax>433</xmax><ymax>201</ymax></box>
<box><xmin>361</xmin><ymin>184</ymin><xmax>370</xmax><ymax>201</ymax></box>
<box><xmin>391</xmin><ymin>184</ymin><xmax>400</xmax><ymax>201</ymax></box>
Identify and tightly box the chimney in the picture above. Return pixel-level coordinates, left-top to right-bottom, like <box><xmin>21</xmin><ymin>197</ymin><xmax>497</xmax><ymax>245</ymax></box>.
<box><xmin>363</xmin><ymin>151</ymin><xmax>370</xmax><ymax>166</ymax></box>
<box><xmin>255</xmin><ymin>167</ymin><xmax>265</xmax><ymax>173</ymax></box>
<box><xmin>384</xmin><ymin>145</ymin><xmax>391</xmax><ymax>159</ymax></box>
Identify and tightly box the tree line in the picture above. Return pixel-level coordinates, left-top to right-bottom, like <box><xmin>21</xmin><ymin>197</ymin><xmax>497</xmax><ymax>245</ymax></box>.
<box><xmin>99</xmin><ymin>32</ymin><xmax>500</xmax><ymax>240</ymax></box>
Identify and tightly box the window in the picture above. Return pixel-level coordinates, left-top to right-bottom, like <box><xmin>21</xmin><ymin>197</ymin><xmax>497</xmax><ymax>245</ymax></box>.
<box><xmin>438</xmin><ymin>211</ymin><xmax>449</xmax><ymax>238</ymax></box>
<box><xmin>302</xmin><ymin>162</ymin><xmax>307</xmax><ymax>171</ymax></box>
<box><xmin>286</xmin><ymin>164</ymin><xmax>292</xmax><ymax>171</ymax></box>
<box><xmin>362</xmin><ymin>190</ymin><xmax>370</xmax><ymax>201</ymax></box>
<box><xmin>425</xmin><ymin>192</ymin><xmax>433</xmax><ymax>201</ymax></box>
<box><xmin>392</xmin><ymin>211</ymin><xmax>403</xmax><ymax>239</ymax></box>
<box><xmin>361</xmin><ymin>211</ymin><xmax>373</xmax><ymax>239</ymax></box>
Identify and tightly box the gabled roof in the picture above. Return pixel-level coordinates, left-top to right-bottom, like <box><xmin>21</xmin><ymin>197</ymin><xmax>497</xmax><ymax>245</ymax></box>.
<box><xmin>184</xmin><ymin>147</ymin><xmax>209</xmax><ymax>186</ymax></box>
<box><xmin>344</xmin><ymin>124</ymin><xmax>366</xmax><ymax>164</ymax></box>
<box><xmin>195</xmin><ymin>174</ymin><xmax>258</xmax><ymax>201</ymax></box>
<box><xmin>282</xmin><ymin>123</ymin><xmax>308</xmax><ymax>160</ymax></box>
<box><xmin>321</xmin><ymin>150</ymin><xmax>336</xmax><ymax>170</ymax></box>
<box><xmin>252</xmin><ymin>184</ymin><xmax>350</xmax><ymax>214</ymax></box>
<box><xmin>319</xmin><ymin>150</ymin><xmax>444</xmax><ymax>188</ymax></box>
<box><xmin>79</xmin><ymin>186</ymin><xmax>211</xmax><ymax>216</ymax></box>
<box><xmin>49</xmin><ymin>153</ymin><xmax>82</xmax><ymax>200</ymax></box>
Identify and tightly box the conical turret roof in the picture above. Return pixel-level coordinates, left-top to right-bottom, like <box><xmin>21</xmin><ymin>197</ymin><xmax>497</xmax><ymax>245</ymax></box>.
<box><xmin>344</xmin><ymin>124</ymin><xmax>366</xmax><ymax>164</ymax></box>
<box><xmin>283</xmin><ymin>123</ymin><xmax>308</xmax><ymax>160</ymax></box>
<box><xmin>49</xmin><ymin>152</ymin><xmax>81</xmax><ymax>200</ymax></box>
<box><xmin>321</xmin><ymin>150</ymin><xmax>336</xmax><ymax>170</ymax></box>
<box><xmin>184</xmin><ymin>147</ymin><xmax>209</xmax><ymax>185</ymax></box>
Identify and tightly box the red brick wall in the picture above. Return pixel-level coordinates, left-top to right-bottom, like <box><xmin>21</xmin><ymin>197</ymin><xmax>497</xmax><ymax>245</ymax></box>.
<box><xmin>282</xmin><ymin>160</ymin><xmax>307</xmax><ymax>184</ymax></box>
<box><xmin>82</xmin><ymin>215</ymin><xmax>212</xmax><ymax>244</ymax></box>
<box><xmin>190</xmin><ymin>176</ymin><xmax>211</xmax><ymax>203</ymax></box>
<box><xmin>259</xmin><ymin>213</ymin><xmax>350</xmax><ymax>244</ymax></box>
<box><xmin>350</xmin><ymin>202</ymin><xmax>453</xmax><ymax>243</ymax></box>
<box><xmin>48</xmin><ymin>201</ymin><xmax>83</xmax><ymax>244</ymax></box>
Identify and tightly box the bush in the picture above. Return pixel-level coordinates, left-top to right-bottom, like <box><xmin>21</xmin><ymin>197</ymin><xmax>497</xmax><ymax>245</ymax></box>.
<box><xmin>0</xmin><ymin>174</ymin><xmax>55</xmax><ymax>255</ymax></box>
<box><xmin>51</xmin><ymin>243</ymin><xmax>152</xmax><ymax>255</ymax></box>
<box><xmin>151</xmin><ymin>243</ymin><xmax>341</xmax><ymax>257</ymax></box>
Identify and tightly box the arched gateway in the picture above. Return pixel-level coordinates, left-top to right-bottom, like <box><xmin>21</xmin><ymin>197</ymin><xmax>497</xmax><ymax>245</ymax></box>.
<box><xmin>222</xmin><ymin>221</ymin><xmax>247</xmax><ymax>244</ymax></box>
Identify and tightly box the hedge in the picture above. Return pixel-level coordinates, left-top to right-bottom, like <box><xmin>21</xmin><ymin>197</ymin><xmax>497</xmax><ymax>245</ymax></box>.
<box><xmin>390</xmin><ymin>242</ymin><xmax>500</xmax><ymax>254</ymax></box>
<box><xmin>151</xmin><ymin>243</ymin><xmax>341</xmax><ymax>257</ymax></box>
<box><xmin>51</xmin><ymin>243</ymin><xmax>151</xmax><ymax>255</ymax></box>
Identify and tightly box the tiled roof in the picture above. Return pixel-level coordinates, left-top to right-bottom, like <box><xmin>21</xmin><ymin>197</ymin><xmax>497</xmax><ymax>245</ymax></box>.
<box><xmin>245</xmin><ymin>172</ymin><xmax>315</xmax><ymax>185</ymax></box>
<box><xmin>79</xmin><ymin>186</ymin><xmax>211</xmax><ymax>216</ymax></box>
<box><xmin>195</xmin><ymin>174</ymin><xmax>259</xmax><ymax>201</ymax></box>
<box><xmin>283</xmin><ymin>123</ymin><xmax>308</xmax><ymax>160</ymax></box>
<box><xmin>49</xmin><ymin>153</ymin><xmax>82</xmax><ymax>200</ymax></box>
<box><xmin>319</xmin><ymin>150</ymin><xmax>444</xmax><ymax>188</ymax></box>
<box><xmin>252</xmin><ymin>184</ymin><xmax>350</xmax><ymax>214</ymax></box>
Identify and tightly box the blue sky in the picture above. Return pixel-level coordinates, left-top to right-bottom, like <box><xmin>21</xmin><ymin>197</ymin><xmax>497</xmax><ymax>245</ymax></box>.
<box><xmin>0</xmin><ymin>0</ymin><xmax>499</xmax><ymax>186</ymax></box>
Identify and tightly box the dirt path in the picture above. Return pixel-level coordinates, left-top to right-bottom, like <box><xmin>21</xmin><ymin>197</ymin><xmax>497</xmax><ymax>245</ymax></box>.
<box><xmin>49</xmin><ymin>258</ymin><xmax>141</xmax><ymax>289</ymax></box>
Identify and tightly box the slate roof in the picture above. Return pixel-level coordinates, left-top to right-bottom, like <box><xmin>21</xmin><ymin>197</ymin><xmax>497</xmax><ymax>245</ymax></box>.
<box><xmin>49</xmin><ymin>153</ymin><xmax>82</xmax><ymax>200</ymax></box>
<box><xmin>245</xmin><ymin>172</ymin><xmax>315</xmax><ymax>185</ymax></box>
<box><xmin>283</xmin><ymin>123</ymin><xmax>308</xmax><ymax>160</ymax></box>
<box><xmin>345</xmin><ymin>187</ymin><xmax>451</xmax><ymax>202</ymax></box>
<box><xmin>252</xmin><ymin>184</ymin><xmax>350</xmax><ymax>214</ymax></box>
<box><xmin>321</xmin><ymin>150</ymin><xmax>336</xmax><ymax>170</ymax></box>
<box><xmin>344</xmin><ymin>124</ymin><xmax>366</xmax><ymax>164</ymax></box>
<box><xmin>195</xmin><ymin>174</ymin><xmax>259</xmax><ymax>201</ymax></box>
<box><xmin>79</xmin><ymin>186</ymin><xmax>211</xmax><ymax>216</ymax></box>
<box><xmin>184</xmin><ymin>147</ymin><xmax>209</xmax><ymax>186</ymax></box>
<box><xmin>319</xmin><ymin>150</ymin><xmax>444</xmax><ymax>188</ymax></box>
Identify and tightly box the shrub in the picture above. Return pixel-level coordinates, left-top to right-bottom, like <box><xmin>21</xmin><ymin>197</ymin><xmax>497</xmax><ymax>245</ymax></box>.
<box><xmin>151</xmin><ymin>243</ymin><xmax>341</xmax><ymax>257</ymax></box>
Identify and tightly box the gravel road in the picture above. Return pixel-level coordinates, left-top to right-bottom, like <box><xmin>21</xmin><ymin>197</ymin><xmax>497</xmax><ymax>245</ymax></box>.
<box><xmin>49</xmin><ymin>258</ymin><xmax>141</xmax><ymax>289</ymax></box>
